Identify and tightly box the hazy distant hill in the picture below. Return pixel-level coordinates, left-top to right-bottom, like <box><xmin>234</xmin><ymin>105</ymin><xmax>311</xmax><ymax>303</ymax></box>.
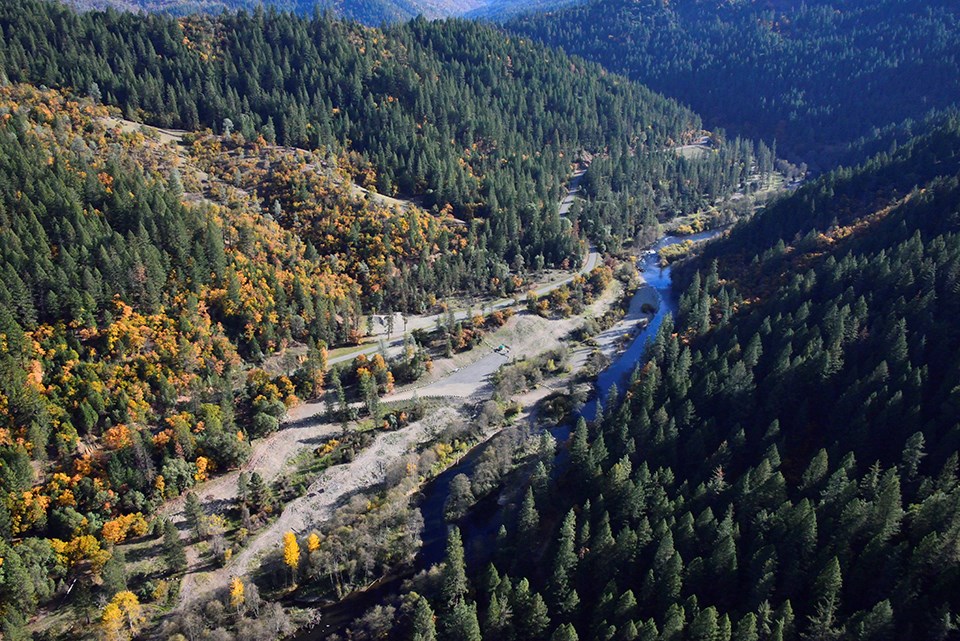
<box><xmin>64</xmin><ymin>0</ymin><xmax>509</xmax><ymax>23</ymax></box>
<box><xmin>462</xmin><ymin>0</ymin><xmax>575</xmax><ymax>20</ymax></box>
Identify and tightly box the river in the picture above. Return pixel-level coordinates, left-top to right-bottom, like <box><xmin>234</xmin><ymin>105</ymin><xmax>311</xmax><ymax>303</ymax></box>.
<box><xmin>579</xmin><ymin>227</ymin><xmax>723</xmax><ymax>422</ymax></box>
<box><xmin>292</xmin><ymin>228</ymin><xmax>723</xmax><ymax>639</ymax></box>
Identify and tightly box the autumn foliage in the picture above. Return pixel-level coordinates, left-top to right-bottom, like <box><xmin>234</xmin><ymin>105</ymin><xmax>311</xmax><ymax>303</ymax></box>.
<box><xmin>0</xmin><ymin>84</ymin><xmax>364</xmax><ymax>629</ymax></box>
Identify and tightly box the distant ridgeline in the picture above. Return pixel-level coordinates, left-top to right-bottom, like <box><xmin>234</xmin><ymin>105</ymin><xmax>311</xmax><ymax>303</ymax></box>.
<box><xmin>0</xmin><ymin>0</ymin><xmax>768</xmax><ymax>274</ymax></box>
<box><xmin>399</xmin><ymin>117</ymin><xmax>960</xmax><ymax>640</ymax></box>
<box><xmin>63</xmin><ymin>0</ymin><xmax>456</xmax><ymax>26</ymax></box>
<box><xmin>507</xmin><ymin>0</ymin><xmax>960</xmax><ymax>172</ymax></box>
<box><xmin>62</xmin><ymin>0</ymin><xmax>581</xmax><ymax>25</ymax></box>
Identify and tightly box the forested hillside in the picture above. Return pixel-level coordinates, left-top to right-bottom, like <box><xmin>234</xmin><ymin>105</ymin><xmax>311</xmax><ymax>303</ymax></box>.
<box><xmin>0</xmin><ymin>83</ymin><xmax>359</xmax><ymax>638</ymax></box>
<box><xmin>9</xmin><ymin>1</ymin><xmax>953</xmax><ymax>639</ymax></box>
<box><xmin>462</xmin><ymin>0</ymin><xmax>574</xmax><ymax>21</ymax></box>
<box><xmin>395</xmin><ymin>119</ymin><xmax>960</xmax><ymax>640</ymax></box>
<box><xmin>508</xmin><ymin>0</ymin><xmax>960</xmax><ymax>171</ymax></box>
<box><xmin>0</xmin><ymin>1</ymin><xmax>790</xmax><ymax>637</ymax></box>
<box><xmin>0</xmin><ymin>0</ymin><xmax>765</xmax><ymax>283</ymax></box>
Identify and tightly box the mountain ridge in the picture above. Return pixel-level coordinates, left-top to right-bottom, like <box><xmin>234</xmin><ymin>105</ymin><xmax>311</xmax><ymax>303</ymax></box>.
<box><xmin>62</xmin><ymin>0</ymin><xmax>509</xmax><ymax>24</ymax></box>
<box><xmin>507</xmin><ymin>0</ymin><xmax>960</xmax><ymax>171</ymax></box>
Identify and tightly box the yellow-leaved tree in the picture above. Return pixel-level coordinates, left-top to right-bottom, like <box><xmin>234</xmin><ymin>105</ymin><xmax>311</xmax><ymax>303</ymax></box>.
<box><xmin>101</xmin><ymin>602</ymin><xmax>125</xmax><ymax>641</ymax></box>
<box><xmin>307</xmin><ymin>531</ymin><xmax>321</xmax><ymax>553</ymax></box>
<box><xmin>282</xmin><ymin>531</ymin><xmax>300</xmax><ymax>585</ymax></box>
<box><xmin>101</xmin><ymin>591</ymin><xmax>143</xmax><ymax>641</ymax></box>
<box><xmin>230</xmin><ymin>576</ymin><xmax>245</xmax><ymax>614</ymax></box>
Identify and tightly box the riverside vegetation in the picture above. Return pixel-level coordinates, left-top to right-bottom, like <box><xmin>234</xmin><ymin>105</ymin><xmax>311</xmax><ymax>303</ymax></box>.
<box><xmin>0</xmin><ymin>0</ymin><xmax>958</xmax><ymax>640</ymax></box>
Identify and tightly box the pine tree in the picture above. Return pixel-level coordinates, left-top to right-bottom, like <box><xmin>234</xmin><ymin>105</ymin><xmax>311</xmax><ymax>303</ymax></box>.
<box><xmin>732</xmin><ymin>613</ymin><xmax>759</xmax><ymax>641</ymax></box>
<box><xmin>101</xmin><ymin>547</ymin><xmax>127</xmax><ymax>596</ymax></box>
<box><xmin>411</xmin><ymin>596</ymin><xmax>438</xmax><ymax>641</ymax></box>
<box><xmin>901</xmin><ymin>431</ymin><xmax>926</xmax><ymax>479</ymax></box>
<box><xmin>803</xmin><ymin>557</ymin><xmax>843</xmax><ymax>641</ymax></box>
<box><xmin>570</xmin><ymin>418</ymin><xmax>592</xmax><ymax>491</ymax></box>
<box><xmin>800</xmin><ymin>449</ymin><xmax>829</xmax><ymax>492</ymax></box>
<box><xmin>659</xmin><ymin>551</ymin><xmax>684</xmax><ymax>614</ymax></box>
<box><xmin>689</xmin><ymin>607</ymin><xmax>720</xmax><ymax>641</ymax></box>
<box><xmin>813</xmin><ymin>557</ymin><xmax>842</xmax><ymax>609</ymax></box>
<box><xmin>184</xmin><ymin>492</ymin><xmax>207</xmax><ymax>540</ymax></box>
<box><xmin>0</xmin><ymin>610</ymin><xmax>30</xmax><ymax>641</ymax></box>
<box><xmin>614</xmin><ymin>591</ymin><xmax>638</xmax><ymax>625</ymax></box>
<box><xmin>661</xmin><ymin>604</ymin><xmax>686</xmax><ymax>641</ymax></box>
<box><xmin>551</xmin><ymin>623</ymin><xmax>580</xmax><ymax>641</ymax></box>
<box><xmin>619</xmin><ymin>620</ymin><xmax>640</xmax><ymax>641</ymax></box>
<box><xmin>479</xmin><ymin>563</ymin><xmax>501</xmax><ymax>598</ymax></box>
<box><xmin>549</xmin><ymin>509</ymin><xmax>580</xmax><ymax>617</ymax></box>
<box><xmin>446</xmin><ymin>474</ymin><xmax>475</xmax><ymax>521</ymax></box>
<box><xmin>360</xmin><ymin>369</ymin><xmax>381</xmax><ymax>419</ymax></box>
<box><xmin>249</xmin><ymin>472</ymin><xmax>272</xmax><ymax>513</ymax></box>
<box><xmin>531</xmin><ymin>461</ymin><xmax>550</xmax><ymax>502</ymax></box>
<box><xmin>850</xmin><ymin>600</ymin><xmax>893</xmax><ymax>641</ymax></box>
<box><xmin>517</xmin><ymin>487</ymin><xmax>540</xmax><ymax>560</ymax></box>
<box><xmin>238</xmin><ymin>471</ymin><xmax>250</xmax><ymax>506</ymax></box>
<box><xmin>483</xmin><ymin>591</ymin><xmax>508</xmax><ymax>640</ymax></box>
<box><xmin>513</xmin><ymin>578</ymin><xmax>550</xmax><ymax>640</ymax></box>
<box><xmin>162</xmin><ymin>519</ymin><xmax>187</xmax><ymax>574</ymax></box>
<box><xmin>444</xmin><ymin>601</ymin><xmax>482</xmax><ymax>641</ymax></box>
<box><xmin>441</xmin><ymin>527</ymin><xmax>469</xmax><ymax>607</ymax></box>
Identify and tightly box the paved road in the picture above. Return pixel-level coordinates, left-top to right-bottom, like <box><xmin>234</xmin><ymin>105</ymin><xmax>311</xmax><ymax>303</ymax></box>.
<box><xmin>558</xmin><ymin>169</ymin><xmax>587</xmax><ymax>216</ymax></box>
<box><xmin>329</xmin><ymin>171</ymin><xmax>596</xmax><ymax>366</ymax></box>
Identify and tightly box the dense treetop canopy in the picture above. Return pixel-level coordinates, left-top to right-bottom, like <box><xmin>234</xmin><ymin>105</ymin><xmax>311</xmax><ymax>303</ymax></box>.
<box><xmin>404</xmin><ymin>115</ymin><xmax>960</xmax><ymax>641</ymax></box>
<box><xmin>508</xmin><ymin>0</ymin><xmax>960</xmax><ymax>171</ymax></box>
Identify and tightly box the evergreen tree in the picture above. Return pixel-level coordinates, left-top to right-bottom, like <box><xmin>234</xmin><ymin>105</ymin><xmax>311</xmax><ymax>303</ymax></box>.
<box><xmin>411</xmin><ymin>596</ymin><xmax>437</xmax><ymax>641</ymax></box>
<box><xmin>444</xmin><ymin>601</ymin><xmax>482</xmax><ymax>641</ymax></box>
<box><xmin>162</xmin><ymin>519</ymin><xmax>187</xmax><ymax>574</ymax></box>
<box><xmin>441</xmin><ymin>527</ymin><xmax>469</xmax><ymax>607</ymax></box>
<box><xmin>517</xmin><ymin>487</ymin><xmax>541</xmax><ymax>561</ymax></box>
<box><xmin>101</xmin><ymin>547</ymin><xmax>127</xmax><ymax>597</ymax></box>
<box><xmin>184</xmin><ymin>492</ymin><xmax>207</xmax><ymax>540</ymax></box>
<box><xmin>549</xmin><ymin>509</ymin><xmax>580</xmax><ymax>617</ymax></box>
<box><xmin>445</xmin><ymin>474</ymin><xmax>475</xmax><ymax>522</ymax></box>
<box><xmin>551</xmin><ymin>623</ymin><xmax>580</xmax><ymax>641</ymax></box>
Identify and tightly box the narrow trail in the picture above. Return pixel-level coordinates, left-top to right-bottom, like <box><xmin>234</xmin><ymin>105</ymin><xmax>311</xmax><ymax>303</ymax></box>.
<box><xmin>165</xmin><ymin>403</ymin><xmax>338</xmax><ymax>606</ymax></box>
<box><xmin>175</xmin><ymin>406</ymin><xmax>464</xmax><ymax>607</ymax></box>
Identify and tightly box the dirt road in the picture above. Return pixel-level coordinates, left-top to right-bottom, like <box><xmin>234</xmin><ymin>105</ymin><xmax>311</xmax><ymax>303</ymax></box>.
<box><xmin>329</xmin><ymin>169</ymin><xmax>597</xmax><ymax>366</ymax></box>
<box><xmin>163</xmin><ymin>167</ymin><xmax>630</xmax><ymax>608</ymax></box>
<box><xmin>328</xmin><ymin>244</ymin><xmax>600</xmax><ymax>367</ymax></box>
<box><xmin>167</xmin><ymin>260</ymin><xmax>664</xmax><ymax>610</ymax></box>
<box><xmin>175</xmin><ymin>406</ymin><xmax>464</xmax><ymax>606</ymax></box>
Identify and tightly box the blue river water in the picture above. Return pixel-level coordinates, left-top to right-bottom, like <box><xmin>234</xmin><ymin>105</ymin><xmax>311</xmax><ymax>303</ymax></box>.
<box><xmin>294</xmin><ymin>228</ymin><xmax>723</xmax><ymax>638</ymax></box>
<box><xmin>579</xmin><ymin>228</ymin><xmax>723</xmax><ymax>421</ymax></box>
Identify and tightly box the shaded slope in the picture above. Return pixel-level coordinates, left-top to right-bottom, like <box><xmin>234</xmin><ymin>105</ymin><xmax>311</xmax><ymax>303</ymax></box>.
<box><xmin>508</xmin><ymin>0</ymin><xmax>960</xmax><ymax>171</ymax></box>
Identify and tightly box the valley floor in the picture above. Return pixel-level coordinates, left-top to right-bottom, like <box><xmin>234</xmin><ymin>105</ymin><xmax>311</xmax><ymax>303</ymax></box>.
<box><xmin>161</xmin><ymin>250</ymin><xmax>660</xmax><ymax>615</ymax></box>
